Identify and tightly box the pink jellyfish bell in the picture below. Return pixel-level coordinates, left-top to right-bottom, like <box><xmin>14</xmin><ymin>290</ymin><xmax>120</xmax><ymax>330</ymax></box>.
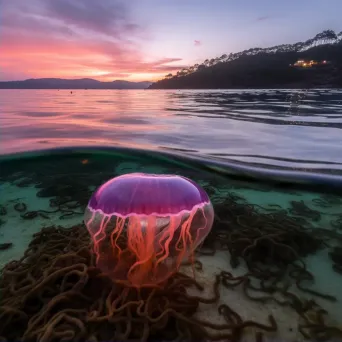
<box><xmin>84</xmin><ymin>172</ymin><xmax>214</xmax><ymax>288</ymax></box>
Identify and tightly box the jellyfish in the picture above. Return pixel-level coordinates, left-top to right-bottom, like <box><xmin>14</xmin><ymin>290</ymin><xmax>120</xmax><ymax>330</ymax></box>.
<box><xmin>84</xmin><ymin>172</ymin><xmax>214</xmax><ymax>288</ymax></box>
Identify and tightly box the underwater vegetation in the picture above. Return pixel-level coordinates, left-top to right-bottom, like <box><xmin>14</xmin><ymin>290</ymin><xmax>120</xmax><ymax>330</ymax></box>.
<box><xmin>0</xmin><ymin>155</ymin><xmax>342</xmax><ymax>342</ymax></box>
<box><xmin>0</xmin><ymin>224</ymin><xmax>277</xmax><ymax>342</ymax></box>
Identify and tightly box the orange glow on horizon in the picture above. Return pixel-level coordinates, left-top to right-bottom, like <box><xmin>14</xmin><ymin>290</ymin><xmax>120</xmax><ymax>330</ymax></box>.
<box><xmin>1</xmin><ymin>31</ymin><xmax>184</xmax><ymax>82</ymax></box>
<box><xmin>0</xmin><ymin>2</ymin><xmax>190</xmax><ymax>82</ymax></box>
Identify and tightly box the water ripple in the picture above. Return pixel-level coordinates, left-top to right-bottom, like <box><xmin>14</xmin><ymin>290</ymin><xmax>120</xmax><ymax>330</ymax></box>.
<box><xmin>1</xmin><ymin>88</ymin><xmax>342</xmax><ymax>171</ymax></box>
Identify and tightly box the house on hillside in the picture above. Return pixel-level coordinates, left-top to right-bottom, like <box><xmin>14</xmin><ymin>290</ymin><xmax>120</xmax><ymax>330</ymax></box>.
<box><xmin>289</xmin><ymin>59</ymin><xmax>330</xmax><ymax>68</ymax></box>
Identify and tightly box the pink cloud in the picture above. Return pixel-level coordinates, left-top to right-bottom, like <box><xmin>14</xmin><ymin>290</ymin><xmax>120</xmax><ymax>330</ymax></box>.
<box><xmin>194</xmin><ymin>40</ymin><xmax>201</xmax><ymax>46</ymax></box>
<box><xmin>0</xmin><ymin>0</ymin><xmax>184</xmax><ymax>81</ymax></box>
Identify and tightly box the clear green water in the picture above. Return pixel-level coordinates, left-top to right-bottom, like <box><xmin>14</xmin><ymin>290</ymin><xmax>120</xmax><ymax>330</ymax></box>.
<box><xmin>0</xmin><ymin>147</ymin><xmax>342</xmax><ymax>342</ymax></box>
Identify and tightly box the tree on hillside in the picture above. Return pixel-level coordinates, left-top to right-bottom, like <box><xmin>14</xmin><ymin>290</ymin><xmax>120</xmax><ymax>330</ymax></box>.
<box><xmin>160</xmin><ymin>30</ymin><xmax>342</xmax><ymax>83</ymax></box>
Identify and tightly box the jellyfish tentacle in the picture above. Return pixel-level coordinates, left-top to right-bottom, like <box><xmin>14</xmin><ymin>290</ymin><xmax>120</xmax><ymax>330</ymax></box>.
<box><xmin>84</xmin><ymin>173</ymin><xmax>214</xmax><ymax>287</ymax></box>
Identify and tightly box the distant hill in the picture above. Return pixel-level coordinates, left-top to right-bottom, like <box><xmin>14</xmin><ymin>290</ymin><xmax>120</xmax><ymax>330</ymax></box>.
<box><xmin>149</xmin><ymin>30</ymin><xmax>342</xmax><ymax>89</ymax></box>
<box><xmin>0</xmin><ymin>78</ymin><xmax>152</xmax><ymax>89</ymax></box>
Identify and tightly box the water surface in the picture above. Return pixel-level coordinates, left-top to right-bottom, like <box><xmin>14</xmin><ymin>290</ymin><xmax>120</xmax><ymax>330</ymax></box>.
<box><xmin>1</xmin><ymin>89</ymin><xmax>342</xmax><ymax>172</ymax></box>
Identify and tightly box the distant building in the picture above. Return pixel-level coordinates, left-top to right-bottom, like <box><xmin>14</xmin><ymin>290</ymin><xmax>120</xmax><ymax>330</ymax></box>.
<box><xmin>289</xmin><ymin>59</ymin><xmax>330</xmax><ymax>68</ymax></box>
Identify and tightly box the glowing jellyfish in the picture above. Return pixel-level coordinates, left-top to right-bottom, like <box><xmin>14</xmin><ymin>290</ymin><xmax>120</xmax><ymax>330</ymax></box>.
<box><xmin>84</xmin><ymin>173</ymin><xmax>214</xmax><ymax>288</ymax></box>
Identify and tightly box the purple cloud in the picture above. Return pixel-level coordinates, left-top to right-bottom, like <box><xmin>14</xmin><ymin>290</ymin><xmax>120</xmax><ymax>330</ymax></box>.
<box><xmin>256</xmin><ymin>16</ymin><xmax>270</xmax><ymax>21</ymax></box>
<box><xmin>1</xmin><ymin>0</ymin><xmax>142</xmax><ymax>39</ymax></box>
<box><xmin>43</xmin><ymin>0</ymin><xmax>140</xmax><ymax>37</ymax></box>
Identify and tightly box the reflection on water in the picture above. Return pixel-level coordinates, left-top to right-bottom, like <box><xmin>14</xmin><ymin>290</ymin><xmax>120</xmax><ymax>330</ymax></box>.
<box><xmin>0</xmin><ymin>147</ymin><xmax>342</xmax><ymax>341</ymax></box>
<box><xmin>1</xmin><ymin>89</ymin><xmax>342</xmax><ymax>171</ymax></box>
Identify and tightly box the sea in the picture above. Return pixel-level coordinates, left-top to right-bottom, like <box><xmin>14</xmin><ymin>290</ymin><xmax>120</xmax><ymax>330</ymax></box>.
<box><xmin>1</xmin><ymin>88</ymin><xmax>342</xmax><ymax>342</ymax></box>
<box><xmin>1</xmin><ymin>88</ymin><xmax>342</xmax><ymax>171</ymax></box>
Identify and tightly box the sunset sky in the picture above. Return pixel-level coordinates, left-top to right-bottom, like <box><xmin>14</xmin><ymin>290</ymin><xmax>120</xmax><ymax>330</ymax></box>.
<box><xmin>1</xmin><ymin>0</ymin><xmax>341</xmax><ymax>82</ymax></box>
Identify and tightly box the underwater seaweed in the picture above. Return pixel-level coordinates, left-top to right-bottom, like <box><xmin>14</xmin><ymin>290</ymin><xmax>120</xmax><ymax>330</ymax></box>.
<box><xmin>0</xmin><ymin>224</ymin><xmax>280</xmax><ymax>342</ymax></box>
<box><xmin>199</xmin><ymin>194</ymin><xmax>342</xmax><ymax>341</ymax></box>
<box><xmin>289</xmin><ymin>200</ymin><xmax>321</xmax><ymax>221</ymax></box>
<box><xmin>14</xmin><ymin>203</ymin><xmax>27</xmax><ymax>213</ymax></box>
<box><xmin>1</xmin><ymin>157</ymin><xmax>342</xmax><ymax>341</ymax></box>
<box><xmin>0</xmin><ymin>206</ymin><xmax>7</xmax><ymax>216</ymax></box>
<box><xmin>312</xmin><ymin>194</ymin><xmax>342</xmax><ymax>208</ymax></box>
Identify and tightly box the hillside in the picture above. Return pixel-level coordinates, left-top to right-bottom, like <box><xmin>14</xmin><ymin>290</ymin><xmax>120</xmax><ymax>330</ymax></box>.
<box><xmin>0</xmin><ymin>78</ymin><xmax>152</xmax><ymax>90</ymax></box>
<box><xmin>149</xmin><ymin>30</ymin><xmax>342</xmax><ymax>89</ymax></box>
